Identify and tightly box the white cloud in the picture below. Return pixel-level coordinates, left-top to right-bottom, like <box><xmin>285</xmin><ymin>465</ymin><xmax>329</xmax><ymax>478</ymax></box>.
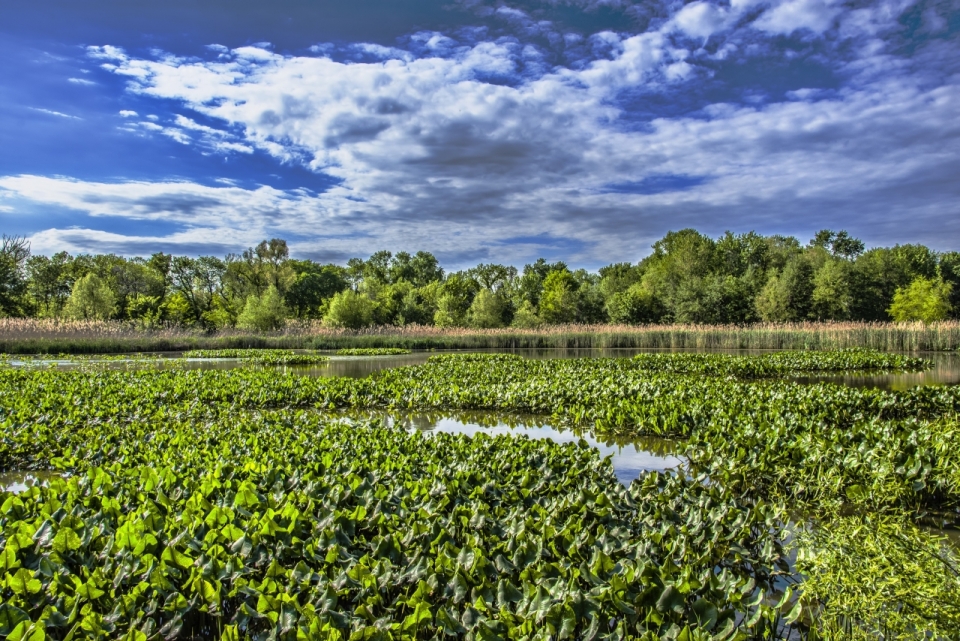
<box><xmin>30</xmin><ymin>108</ymin><xmax>82</xmax><ymax>120</ymax></box>
<box><xmin>8</xmin><ymin>1</ymin><xmax>958</xmax><ymax>262</ymax></box>
<box><xmin>119</xmin><ymin>110</ymin><xmax>139</xmax><ymax>117</ymax></box>
<box><xmin>68</xmin><ymin>77</ymin><xmax>96</xmax><ymax>86</ymax></box>
<box><xmin>673</xmin><ymin>1</ymin><xmax>732</xmax><ymax>39</ymax></box>
<box><xmin>753</xmin><ymin>0</ymin><xmax>842</xmax><ymax>35</ymax></box>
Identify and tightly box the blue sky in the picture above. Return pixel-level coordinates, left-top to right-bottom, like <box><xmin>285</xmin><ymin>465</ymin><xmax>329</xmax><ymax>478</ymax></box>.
<box><xmin>1</xmin><ymin>0</ymin><xmax>958</xmax><ymax>268</ymax></box>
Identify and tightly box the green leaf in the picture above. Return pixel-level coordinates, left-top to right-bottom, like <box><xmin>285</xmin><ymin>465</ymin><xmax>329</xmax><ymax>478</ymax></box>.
<box><xmin>436</xmin><ymin>608</ymin><xmax>466</xmax><ymax>636</ymax></box>
<box><xmin>0</xmin><ymin>605</ymin><xmax>30</xmax><ymax>636</ymax></box>
<box><xmin>691</xmin><ymin>599</ymin><xmax>718</xmax><ymax>631</ymax></box>
<box><xmin>401</xmin><ymin>602</ymin><xmax>432</xmax><ymax>632</ymax></box>
<box><xmin>7</xmin><ymin>568</ymin><xmax>42</xmax><ymax>595</ymax></box>
<box><xmin>657</xmin><ymin>585</ymin><xmax>685</xmax><ymax>615</ymax></box>
<box><xmin>52</xmin><ymin>527</ymin><xmax>81</xmax><ymax>553</ymax></box>
<box><xmin>8</xmin><ymin>621</ymin><xmax>45</xmax><ymax>641</ymax></box>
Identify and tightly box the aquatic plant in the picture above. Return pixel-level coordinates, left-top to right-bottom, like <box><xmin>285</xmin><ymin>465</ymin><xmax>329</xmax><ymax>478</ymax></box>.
<box><xmin>1</xmin><ymin>350</ymin><xmax>957</xmax><ymax>638</ymax></box>
<box><xmin>0</xmin><ymin>413</ymin><xmax>796</xmax><ymax>640</ymax></box>
<box><xmin>335</xmin><ymin>348</ymin><xmax>412</xmax><ymax>356</ymax></box>
<box><xmin>182</xmin><ymin>349</ymin><xmax>329</xmax><ymax>365</ymax></box>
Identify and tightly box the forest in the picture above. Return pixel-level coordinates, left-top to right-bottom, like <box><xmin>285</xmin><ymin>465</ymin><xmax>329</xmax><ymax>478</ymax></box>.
<box><xmin>1</xmin><ymin>229</ymin><xmax>957</xmax><ymax>331</ymax></box>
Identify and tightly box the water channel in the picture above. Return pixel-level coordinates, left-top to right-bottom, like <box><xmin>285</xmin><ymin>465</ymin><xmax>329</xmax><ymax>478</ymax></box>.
<box><xmin>8</xmin><ymin>347</ymin><xmax>960</xmax><ymax>386</ymax></box>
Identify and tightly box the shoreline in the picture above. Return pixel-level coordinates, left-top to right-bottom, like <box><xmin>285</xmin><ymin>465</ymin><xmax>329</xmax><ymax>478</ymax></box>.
<box><xmin>2</xmin><ymin>319</ymin><xmax>959</xmax><ymax>354</ymax></box>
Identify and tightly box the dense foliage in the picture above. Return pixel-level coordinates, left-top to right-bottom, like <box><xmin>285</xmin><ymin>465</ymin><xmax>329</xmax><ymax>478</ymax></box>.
<box><xmin>2</xmin><ymin>229</ymin><xmax>958</xmax><ymax>329</ymax></box>
<box><xmin>335</xmin><ymin>349</ymin><xmax>413</xmax><ymax>356</ymax></box>
<box><xmin>1</xmin><ymin>413</ymin><xmax>794</xmax><ymax>640</ymax></box>
<box><xmin>2</xmin><ymin>350</ymin><xmax>958</xmax><ymax>638</ymax></box>
<box><xmin>182</xmin><ymin>350</ymin><xmax>330</xmax><ymax>365</ymax></box>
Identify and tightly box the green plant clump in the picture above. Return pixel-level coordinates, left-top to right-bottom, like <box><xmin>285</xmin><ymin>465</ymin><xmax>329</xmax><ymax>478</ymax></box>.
<box><xmin>182</xmin><ymin>349</ymin><xmax>329</xmax><ymax>366</ymax></box>
<box><xmin>630</xmin><ymin>348</ymin><xmax>928</xmax><ymax>378</ymax></box>
<box><xmin>0</xmin><ymin>409</ymin><xmax>797</xmax><ymax>640</ymax></box>
<box><xmin>335</xmin><ymin>349</ymin><xmax>412</xmax><ymax>356</ymax></box>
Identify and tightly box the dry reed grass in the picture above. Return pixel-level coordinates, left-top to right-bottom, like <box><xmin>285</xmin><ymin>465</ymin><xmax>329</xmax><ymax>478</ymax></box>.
<box><xmin>1</xmin><ymin>318</ymin><xmax>959</xmax><ymax>353</ymax></box>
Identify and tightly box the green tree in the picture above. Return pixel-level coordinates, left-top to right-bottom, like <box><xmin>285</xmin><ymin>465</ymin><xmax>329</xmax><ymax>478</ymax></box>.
<box><xmin>371</xmin><ymin>280</ymin><xmax>414</xmax><ymax>325</ymax></box>
<box><xmin>887</xmin><ymin>277</ymin><xmax>953</xmax><ymax>323</ymax></box>
<box><xmin>606</xmin><ymin>283</ymin><xmax>664</xmax><ymax>324</ymax></box>
<box><xmin>517</xmin><ymin>258</ymin><xmax>567</xmax><ymax>309</ymax></box>
<box><xmin>571</xmin><ymin>269</ymin><xmax>606</xmax><ymax>323</ymax></box>
<box><xmin>811</xmin><ymin>259</ymin><xmax>853</xmax><ymax>320</ymax></box>
<box><xmin>237</xmin><ymin>285</ymin><xmax>287</xmax><ymax>331</ymax></box>
<box><xmin>386</xmin><ymin>251</ymin><xmax>443</xmax><ymax>286</ymax></box>
<box><xmin>467</xmin><ymin>263</ymin><xmax>518</xmax><ymax>292</ymax></box>
<box><xmin>0</xmin><ymin>235</ymin><xmax>30</xmax><ymax>316</ymax></box>
<box><xmin>285</xmin><ymin>262</ymin><xmax>348</xmax><ymax>319</ymax></box>
<box><xmin>939</xmin><ymin>252</ymin><xmax>960</xmax><ymax>318</ymax></box>
<box><xmin>409</xmin><ymin>251</ymin><xmax>445</xmax><ymax>286</ymax></box>
<box><xmin>850</xmin><ymin>245</ymin><xmax>938</xmax><ymax>320</ymax></box>
<box><xmin>598</xmin><ymin>262</ymin><xmax>641</xmax><ymax>299</ymax></box>
<box><xmin>539</xmin><ymin>269</ymin><xmax>579</xmax><ymax>324</ymax></box>
<box><xmin>755</xmin><ymin>258</ymin><xmax>814</xmax><ymax>322</ymax></box>
<box><xmin>510</xmin><ymin>300</ymin><xmax>541</xmax><ymax>328</ymax></box>
<box><xmin>432</xmin><ymin>274</ymin><xmax>478</xmax><ymax>327</ymax></box>
<box><xmin>364</xmin><ymin>250</ymin><xmax>393</xmax><ymax>283</ymax></box>
<box><xmin>127</xmin><ymin>294</ymin><xmax>163</xmax><ymax>328</ymax></box>
<box><xmin>639</xmin><ymin>229</ymin><xmax>717</xmax><ymax>322</ymax></box>
<box><xmin>467</xmin><ymin>288</ymin><xmax>505</xmax><ymax>328</ymax></box>
<box><xmin>169</xmin><ymin>256</ymin><xmax>226</xmax><ymax>327</ymax></box>
<box><xmin>64</xmin><ymin>273</ymin><xmax>117</xmax><ymax>320</ymax></box>
<box><xmin>397</xmin><ymin>282</ymin><xmax>439</xmax><ymax>326</ymax></box>
<box><xmin>324</xmin><ymin>289</ymin><xmax>374</xmax><ymax>329</ymax></box>
<box><xmin>25</xmin><ymin>251</ymin><xmax>73</xmax><ymax>317</ymax></box>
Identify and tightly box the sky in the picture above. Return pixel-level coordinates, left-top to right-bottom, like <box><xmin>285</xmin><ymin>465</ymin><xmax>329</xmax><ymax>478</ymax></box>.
<box><xmin>1</xmin><ymin>0</ymin><xmax>958</xmax><ymax>269</ymax></box>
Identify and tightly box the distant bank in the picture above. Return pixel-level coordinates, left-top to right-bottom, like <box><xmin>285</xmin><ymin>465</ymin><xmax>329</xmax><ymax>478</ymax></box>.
<box><xmin>1</xmin><ymin>319</ymin><xmax>958</xmax><ymax>355</ymax></box>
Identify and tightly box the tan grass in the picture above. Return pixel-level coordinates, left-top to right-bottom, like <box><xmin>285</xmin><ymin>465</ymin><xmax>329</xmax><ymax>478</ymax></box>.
<box><xmin>1</xmin><ymin>318</ymin><xmax>958</xmax><ymax>351</ymax></box>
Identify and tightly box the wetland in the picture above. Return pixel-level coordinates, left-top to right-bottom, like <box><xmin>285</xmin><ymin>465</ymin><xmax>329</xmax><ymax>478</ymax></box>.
<box><xmin>1</xmin><ymin>348</ymin><xmax>959</xmax><ymax>639</ymax></box>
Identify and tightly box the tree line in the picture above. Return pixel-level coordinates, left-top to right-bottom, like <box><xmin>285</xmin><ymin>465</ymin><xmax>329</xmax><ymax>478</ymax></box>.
<box><xmin>0</xmin><ymin>229</ymin><xmax>956</xmax><ymax>330</ymax></box>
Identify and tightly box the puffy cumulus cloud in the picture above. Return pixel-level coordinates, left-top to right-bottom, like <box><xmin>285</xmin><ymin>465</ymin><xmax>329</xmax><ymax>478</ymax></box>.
<box><xmin>753</xmin><ymin>0</ymin><xmax>843</xmax><ymax>35</ymax></box>
<box><xmin>12</xmin><ymin>1</ymin><xmax>960</xmax><ymax>263</ymax></box>
<box><xmin>673</xmin><ymin>1</ymin><xmax>733</xmax><ymax>40</ymax></box>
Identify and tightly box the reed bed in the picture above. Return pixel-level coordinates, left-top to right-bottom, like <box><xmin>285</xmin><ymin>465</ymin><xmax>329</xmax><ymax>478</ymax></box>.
<box><xmin>1</xmin><ymin>318</ymin><xmax>959</xmax><ymax>354</ymax></box>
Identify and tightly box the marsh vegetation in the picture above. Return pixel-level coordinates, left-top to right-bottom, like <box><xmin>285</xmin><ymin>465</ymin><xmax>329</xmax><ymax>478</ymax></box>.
<box><xmin>1</xmin><ymin>349</ymin><xmax>959</xmax><ymax>639</ymax></box>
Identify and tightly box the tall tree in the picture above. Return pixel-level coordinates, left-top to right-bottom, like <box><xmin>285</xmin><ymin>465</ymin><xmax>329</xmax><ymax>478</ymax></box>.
<box><xmin>64</xmin><ymin>273</ymin><xmax>117</xmax><ymax>320</ymax></box>
<box><xmin>539</xmin><ymin>269</ymin><xmax>579</xmax><ymax>324</ymax></box>
<box><xmin>0</xmin><ymin>235</ymin><xmax>30</xmax><ymax>316</ymax></box>
<box><xmin>25</xmin><ymin>251</ymin><xmax>73</xmax><ymax>317</ymax></box>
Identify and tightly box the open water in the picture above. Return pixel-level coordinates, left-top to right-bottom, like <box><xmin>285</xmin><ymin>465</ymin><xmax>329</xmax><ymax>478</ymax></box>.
<box><xmin>8</xmin><ymin>348</ymin><xmax>960</xmax><ymax>389</ymax></box>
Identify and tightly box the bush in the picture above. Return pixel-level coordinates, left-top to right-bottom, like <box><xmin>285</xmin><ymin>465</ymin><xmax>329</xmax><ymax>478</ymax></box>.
<box><xmin>323</xmin><ymin>289</ymin><xmax>374</xmax><ymax>329</ymax></box>
<box><xmin>236</xmin><ymin>285</ymin><xmax>287</xmax><ymax>331</ymax></box>
<box><xmin>466</xmin><ymin>288</ymin><xmax>505</xmax><ymax>328</ymax></box>
<box><xmin>888</xmin><ymin>277</ymin><xmax>953</xmax><ymax>323</ymax></box>
<box><xmin>64</xmin><ymin>273</ymin><xmax>117</xmax><ymax>321</ymax></box>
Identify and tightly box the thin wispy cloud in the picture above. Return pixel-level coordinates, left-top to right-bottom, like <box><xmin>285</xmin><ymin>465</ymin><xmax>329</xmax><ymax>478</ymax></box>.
<box><xmin>29</xmin><ymin>107</ymin><xmax>82</xmax><ymax>120</ymax></box>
